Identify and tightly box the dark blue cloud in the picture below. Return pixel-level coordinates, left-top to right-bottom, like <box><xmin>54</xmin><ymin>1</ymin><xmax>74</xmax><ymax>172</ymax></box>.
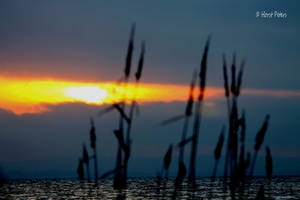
<box><xmin>0</xmin><ymin>94</ymin><xmax>299</xmax><ymax>177</ymax></box>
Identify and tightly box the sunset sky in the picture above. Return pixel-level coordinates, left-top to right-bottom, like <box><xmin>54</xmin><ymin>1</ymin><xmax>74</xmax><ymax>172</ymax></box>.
<box><xmin>0</xmin><ymin>0</ymin><xmax>300</xmax><ymax>178</ymax></box>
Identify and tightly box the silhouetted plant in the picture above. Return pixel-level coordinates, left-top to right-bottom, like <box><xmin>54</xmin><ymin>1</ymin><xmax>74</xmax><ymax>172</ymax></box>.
<box><xmin>124</xmin><ymin>41</ymin><xmax>146</xmax><ymax>182</ymax></box>
<box><xmin>188</xmin><ymin>35</ymin><xmax>211</xmax><ymax>185</ymax></box>
<box><xmin>159</xmin><ymin>71</ymin><xmax>197</xmax><ymax>199</ymax></box>
<box><xmin>230</xmin><ymin>53</ymin><xmax>236</xmax><ymax>95</ymax></box>
<box><xmin>212</xmin><ymin>126</ymin><xmax>225</xmax><ymax>181</ymax></box>
<box><xmin>96</xmin><ymin>24</ymin><xmax>136</xmax><ymax>189</ymax></box>
<box><xmin>175</xmin><ymin>161</ymin><xmax>187</xmax><ymax>187</ymax></box>
<box><xmin>82</xmin><ymin>144</ymin><xmax>90</xmax><ymax>181</ymax></box>
<box><xmin>173</xmin><ymin>161</ymin><xmax>187</xmax><ymax>199</ymax></box>
<box><xmin>156</xmin><ymin>145</ymin><xmax>173</xmax><ymax>199</ymax></box>
<box><xmin>89</xmin><ymin>118</ymin><xmax>98</xmax><ymax>182</ymax></box>
<box><xmin>135</xmin><ymin>41</ymin><xmax>145</xmax><ymax>81</ymax></box>
<box><xmin>222</xmin><ymin>54</ymin><xmax>245</xmax><ymax>183</ymax></box>
<box><xmin>163</xmin><ymin>144</ymin><xmax>173</xmax><ymax>179</ymax></box>
<box><xmin>77</xmin><ymin>158</ymin><xmax>84</xmax><ymax>180</ymax></box>
<box><xmin>100</xmin><ymin>165</ymin><xmax>123</xmax><ymax>179</ymax></box>
<box><xmin>223</xmin><ymin>53</ymin><xmax>231</xmax><ymax>180</ymax></box>
<box><xmin>235</xmin><ymin>60</ymin><xmax>245</xmax><ymax>96</ymax></box>
<box><xmin>265</xmin><ymin>146</ymin><xmax>272</xmax><ymax>180</ymax></box>
<box><xmin>178</xmin><ymin>71</ymin><xmax>197</xmax><ymax>161</ymax></box>
<box><xmin>155</xmin><ymin>170</ymin><xmax>162</xmax><ymax>198</ymax></box>
<box><xmin>218</xmin><ymin>52</ymin><xmax>274</xmax><ymax>200</ymax></box>
<box><xmin>238</xmin><ymin>111</ymin><xmax>246</xmax><ymax>182</ymax></box>
<box><xmin>96</xmin><ymin>24</ymin><xmax>146</xmax><ymax>190</ymax></box>
<box><xmin>249</xmin><ymin>114</ymin><xmax>270</xmax><ymax>177</ymax></box>
<box><xmin>124</xmin><ymin>24</ymin><xmax>135</xmax><ymax>79</ymax></box>
<box><xmin>245</xmin><ymin>152</ymin><xmax>251</xmax><ymax>170</ymax></box>
<box><xmin>98</xmin><ymin>103</ymin><xmax>131</xmax><ymax>124</ymax></box>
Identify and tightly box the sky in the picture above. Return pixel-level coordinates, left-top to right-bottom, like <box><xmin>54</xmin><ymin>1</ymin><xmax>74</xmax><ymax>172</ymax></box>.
<box><xmin>0</xmin><ymin>0</ymin><xmax>300</xmax><ymax>178</ymax></box>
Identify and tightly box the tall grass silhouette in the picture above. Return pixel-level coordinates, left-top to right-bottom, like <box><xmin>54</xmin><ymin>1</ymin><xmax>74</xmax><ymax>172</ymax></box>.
<box><xmin>265</xmin><ymin>146</ymin><xmax>272</xmax><ymax>180</ymax></box>
<box><xmin>188</xmin><ymin>35</ymin><xmax>211</xmax><ymax>185</ymax></box>
<box><xmin>249</xmin><ymin>114</ymin><xmax>270</xmax><ymax>176</ymax></box>
<box><xmin>216</xmin><ymin>53</ymin><xmax>272</xmax><ymax>199</ymax></box>
<box><xmin>77</xmin><ymin>158</ymin><xmax>84</xmax><ymax>180</ymax></box>
<box><xmin>76</xmin><ymin>118</ymin><xmax>99</xmax><ymax>182</ymax></box>
<box><xmin>96</xmin><ymin>24</ymin><xmax>146</xmax><ymax>189</ymax></box>
<box><xmin>211</xmin><ymin>126</ymin><xmax>225</xmax><ymax>181</ymax></box>
<box><xmin>124</xmin><ymin>41</ymin><xmax>145</xmax><ymax>183</ymax></box>
<box><xmin>89</xmin><ymin>118</ymin><xmax>98</xmax><ymax>182</ymax></box>
<box><xmin>163</xmin><ymin>144</ymin><xmax>173</xmax><ymax>179</ymax></box>
<box><xmin>160</xmin><ymin>70</ymin><xmax>197</xmax><ymax>188</ymax></box>
<box><xmin>156</xmin><ymin>144</ymin><xmax>173</xmax><ymax>199</ymax></box>
<box><xmin>71</xmin><ymin>26</ymin><xmax>276</xmax><ymax>199</ymax></box>
<box><xmin>82</xmin><ymin>144</ymin><xmax>90</xmax><ymax>181</ymax></box>
<box><xmin>112</xmin><ymin>24</ymin><xmax>135</xmax><ymax>189</ymax></box>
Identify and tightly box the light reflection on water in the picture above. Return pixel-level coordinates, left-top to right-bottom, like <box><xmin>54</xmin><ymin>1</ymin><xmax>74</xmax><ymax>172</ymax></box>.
<box><xmin>0</xmin><ymin>177</ymin><xmax>299</xmax><ymax>199</ymax></box>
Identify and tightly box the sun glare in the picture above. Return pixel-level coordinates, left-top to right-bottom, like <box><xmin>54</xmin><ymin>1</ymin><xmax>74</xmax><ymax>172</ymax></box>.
<box><xmin>65</xmin><ymin>86</ymin><xmax>108</xmax><ymax>103</ymax></box>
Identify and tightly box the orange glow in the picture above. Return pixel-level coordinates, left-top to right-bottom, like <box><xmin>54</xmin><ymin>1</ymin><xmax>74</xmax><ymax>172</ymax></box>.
<box><xmin>0</xmin><ymin>76</ymin><xmax>222</xmax><ymax>115</ymax></box>
<box><xmin>0</xmin><ymin>76</ymin><xmax>299</xmax><ymax>115</ymax></box>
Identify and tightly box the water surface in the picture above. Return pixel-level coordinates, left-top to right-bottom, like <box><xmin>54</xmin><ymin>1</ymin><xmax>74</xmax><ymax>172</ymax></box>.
<box><xmin>0</xmin><ymin>177</ymin><xmax>299</xmax><ymax>199</ymax></box>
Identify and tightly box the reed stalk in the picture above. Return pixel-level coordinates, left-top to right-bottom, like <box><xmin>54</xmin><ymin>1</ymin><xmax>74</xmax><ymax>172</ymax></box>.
<box><xmin>163</xmin><ymin>144</ymin><xmax>173</xmax><ymax>178</ymax></box>
<box><xmin>188</xmin><ymin>35</ymin><xmax>211</xmax><ymax>184</ymax></box>
<box><xmin>178</xmin><ymin>71</ymin><xmax>197</xmax><ymax>163</ymax></box>
<box><xmin>238</xmin><ymin>111</ymin><xmax>246</xmax><ymax>182</ymax></box>
<box><xmin>82</xmin><ymin>144</ymin><xmax>90</xmax><ymax>181</ymax></box>
<box><xmin>89</xmin><ymin>118</ymin><xmax>98</xmax><ymax>182</ymax></box>
<box><xmin>114</xmin><ymin>24</ymin><xmax>135</xmax><ymax>189</ymax></box>
<box><xmin>212</xmin><ymin>126</ymin><xmax>225</xmax><ymax>181</ymax></box>
<box><xmin>77</xmin><ymin>159</ymin><xmax>84</xmax><ymax>180</ymax></box>
<box><xmin>123</xmin><ymin>41</ymin><xmax>145</xmax><ymax>182</ymax></box>
<box><xmin>222</xmin><ymin>54</ymin><xmax>231</xmax><ymax>181</ymax></box>
<box><xmin>265</xmin><ymin>146</ymin><xmax>272</xmax><ymax>180</ymax></box>
<box><xmin>249</xmin><ymin>114</ymin><xmax>270</xmax><ymax>177</ymax></box>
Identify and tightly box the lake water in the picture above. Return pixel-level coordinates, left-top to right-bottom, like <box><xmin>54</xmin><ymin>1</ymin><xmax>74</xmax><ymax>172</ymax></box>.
<box><xmin>0</xmin><ymin>177</ymin><xmax>299</xmax><ymax>199</ymax></box>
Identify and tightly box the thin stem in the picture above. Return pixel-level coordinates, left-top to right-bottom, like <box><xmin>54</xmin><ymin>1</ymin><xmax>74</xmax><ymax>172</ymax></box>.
<box><xmin>93</xmin><ymin>147</ymin><xmax>98</xmax><ymax>182</ymax></box>
<box><xmin>223</xmin><ymin>96</ymin><xmax>231</xmax><ymax>180</ymax></box>
<box><xmin>86</xmin><ymin>163</ymin><xmax>90</xmax><ymax>181</ymax></box>
<box><xmin>249</xmin><ymin>150</ymin><xmax>258</xmax><ymax>177</ymax></box>
<box><xmin>124</xmin><ymin>80</ymin><xmax>140</xmax><ymax>182</ymax></box>
<box><xmin>188</xmin><ymin>99</ymin><xmax>203</xmax><ymax>184</ymax></box>
<box><xmin>179</xmin><ymin>116</ymin><xmax>190</xmax><ymax>163</ymax></box>
<box><xmin>211</xmin><ymin>159</ymin><xmax>219</xmax><ymax>182</ymax></box>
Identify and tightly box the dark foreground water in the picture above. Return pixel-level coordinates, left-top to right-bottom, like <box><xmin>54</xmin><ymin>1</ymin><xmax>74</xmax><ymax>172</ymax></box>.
<box><xmin>0</xmin><ymin>177</ymin><xmax>299</xmax><ymax>199</ymax></box>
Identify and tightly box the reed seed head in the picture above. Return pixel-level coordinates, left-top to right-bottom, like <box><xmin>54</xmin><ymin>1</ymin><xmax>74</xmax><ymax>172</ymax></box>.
<box><xmin>230</xmin><ymin>53</ymin><xmax>236</xmax><ymax>94</ymax></box>
<box><xmin>235</xmin><ymin>59</ymin><xmax>245</xmax><ymax>96</ymax></box>
<box><xmin>223</xmin><ymin>54</ymin><xmax>230</xmax><ymax>97</ymax></box>
<box><xmin>124</xmin><ymin>24</ymin><xmax>135</xmax><ymax>78</ymax></box>
<box><xmin>199</xmin><ymin>35</ymin><xmax>211</xmax><ymax>96</ymax></box>
<box><xmin>164</xmin><ymin>144</ymin><xmax>173</xmax><ymax>170</ymax></box>
<box><xmin>254</xmin><ymin>114</ymin><xmax>270</xmax><ymax>151</ymax></box>
<box><xmin>135</xmin><ymin>41</ymin><xmax>145</xmax><ymax>81</ymax></box>
<box><xmin>214</xmin><ymin>126</ymin><xmax>225</xmax><ymax>160</ymax></box>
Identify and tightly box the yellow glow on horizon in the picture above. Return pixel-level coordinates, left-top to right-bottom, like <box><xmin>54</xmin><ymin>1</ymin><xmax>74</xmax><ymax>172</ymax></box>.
<box><xmin>0</xmin><ymin>76</ymin><xmax>299</xmax><ymax>115</ymax></box>
<box><xmin>0</xmin><ymin>76</ymin><xmax>222</xmax><ymax>115</ymax></box>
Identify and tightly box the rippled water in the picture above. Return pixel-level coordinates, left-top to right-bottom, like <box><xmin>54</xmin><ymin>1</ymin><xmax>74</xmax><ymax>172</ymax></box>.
<box><xmin>0</xmin><ymin>177</ymin><xmax>299</xmax><ymax>199</ymax></box>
